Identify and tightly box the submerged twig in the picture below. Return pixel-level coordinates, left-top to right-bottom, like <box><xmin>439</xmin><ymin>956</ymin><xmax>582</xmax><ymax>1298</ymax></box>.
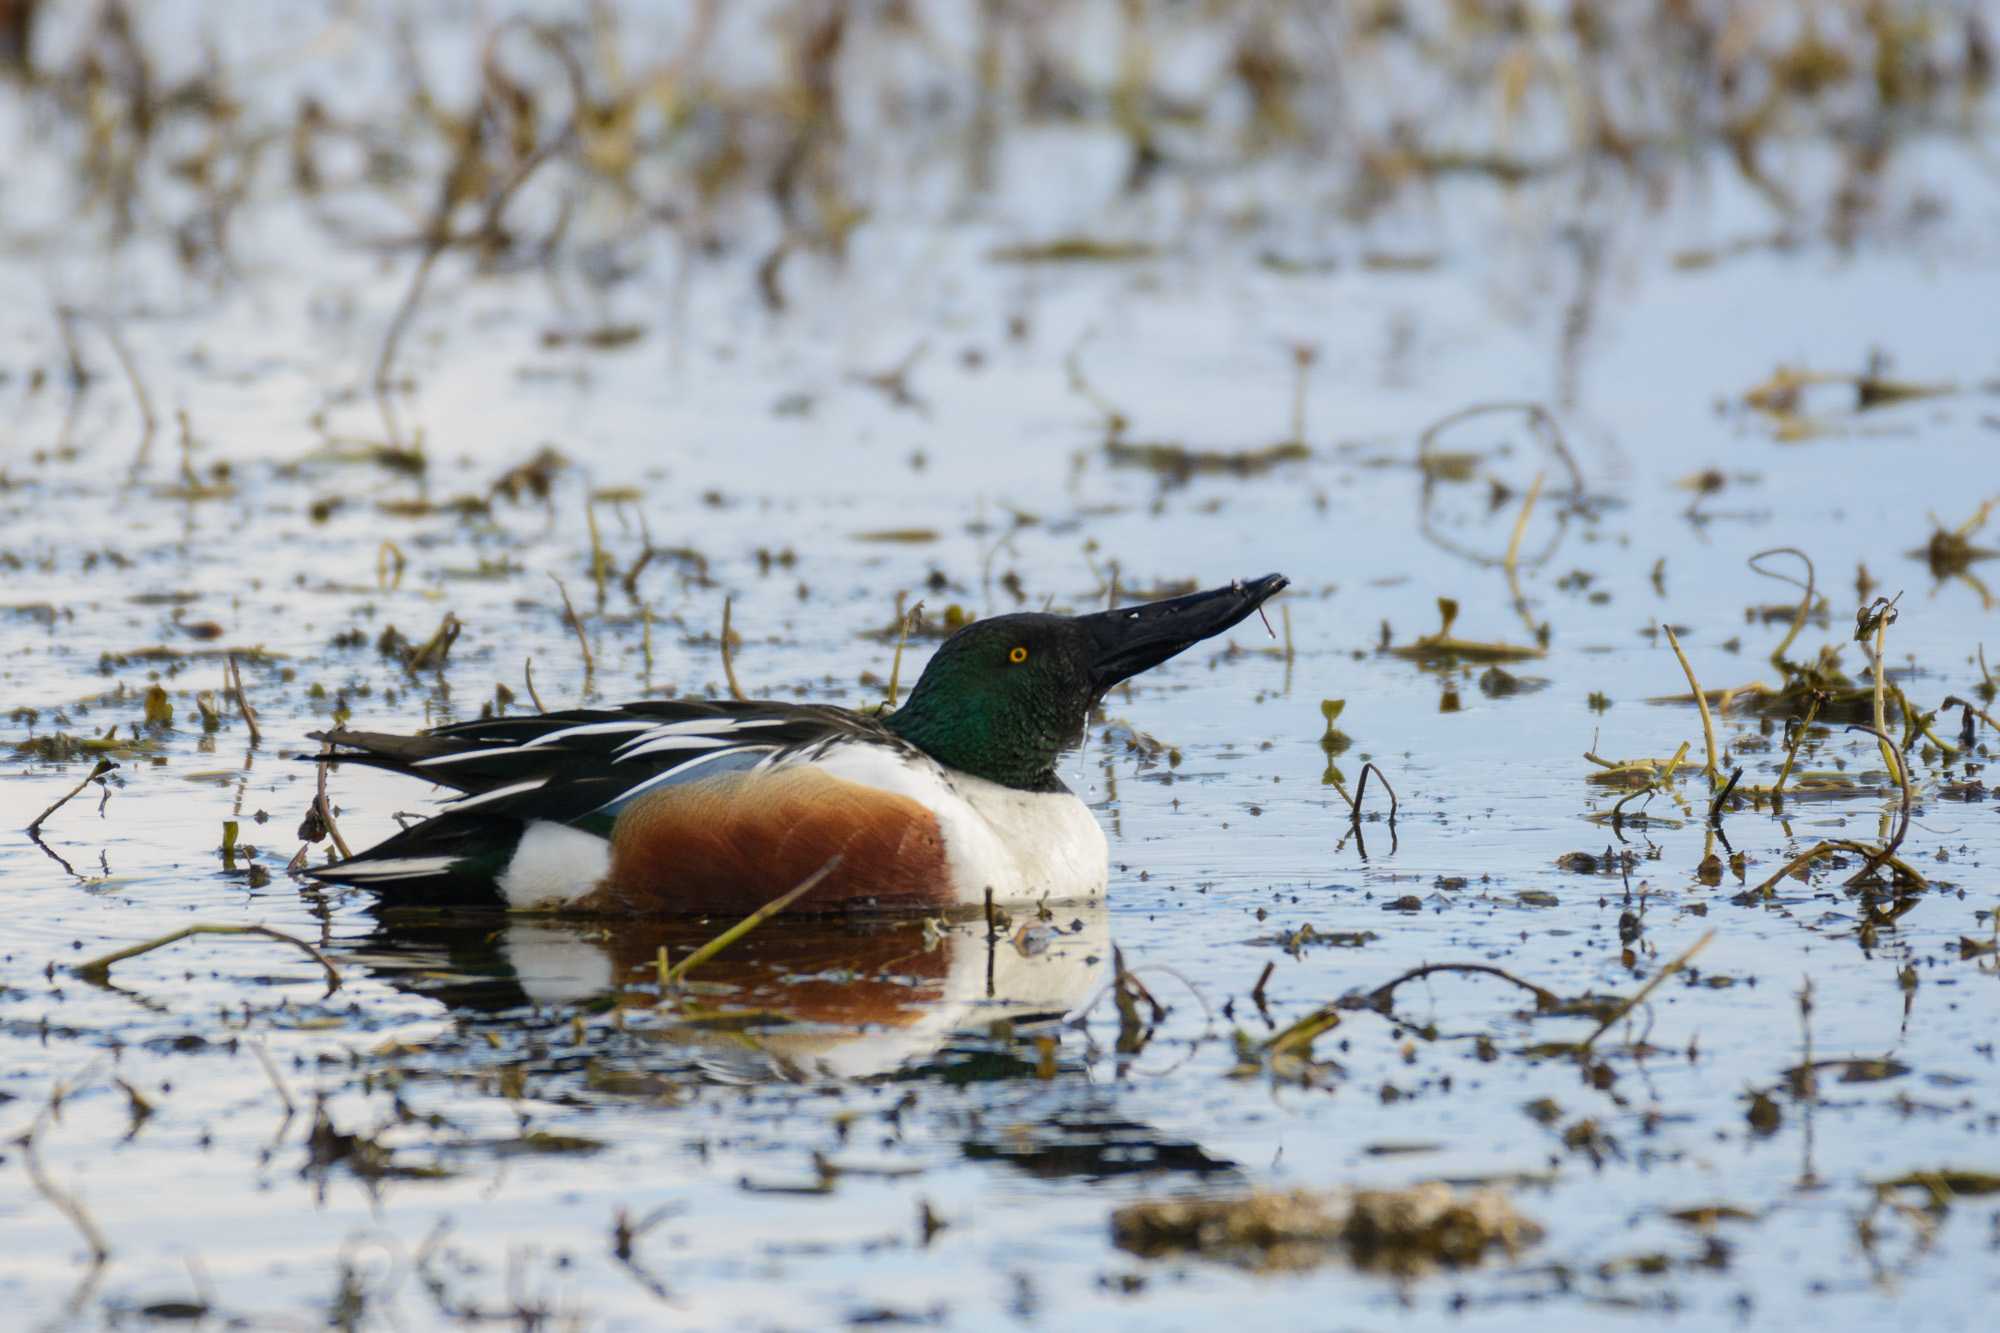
<box><xmin>313</xmin><ymin>739</ymin><xmax>354</xmax><ymax>860</ymax></box>
<box><xmin>1941</xmin><ymin>694</ymin><xmax>2000</xmax><ymax>737</ymax></box>
<box><xmin>1889</xmin><ymin>683</ymin><xmax>1956</xmax><ymax>761</ymax></box>
<box><xmin>73</xmin><ymin>924</ymin><xmax>341</xmax><ymax>994</ymax></box>
<box><xmin>1576</xmin><ymin>929</ymin><xmax>1715</xmax><ymax>1053</ymax></box>
<box><xmin>25</xmin><ymin>759</ymin><xmax>117</xmax><ymax>837</ymax></box>
<box><xmin>1772</xmin><ymin>691</ymin><xmax>1825</xmax><ymax>799</ymax></box>
<box><xmin>1112</xmin><ymin>944</ymin><xmax>1153</xmax><ymax>1054</ymax></box>
<box><xmin>1362</xmin><ymin>962</ymin><xmax>1561</xmax><ymax>1013</ymax></box>
<box><xmin>661</xmin><ymin>857</ymin><xmax>840</xmax><ymax>989</ymax></box>
<box><xmin>251</xmin><ymin>1039</ymin><xmax>295</xmax><ymax>1119</ymax></box>
<box><xmin>1842</xmin><ymin>723</ymin><xmax>1915</xmax><ymax>887</ymax></box>
<box><xmin>225</xmin><ymin>655</ymin><xmax>261</xmax><ymax>746</ymax></box>
<box><xmin>1752</xmin><ymin>840</ymin><xmax>1921</xmax><ymax>899</ymax></box>
<box><xmin>16</xmin><ymin>1116</ymin><xmax>111</xmax><ymax>1265</ymax></box>
<box><xmin>1752</xmin><ymin>724</ymin><xmax>1924</xmax><ymax>899</ymax></box>
<box><xmin>1350</xmin><ymin>762</ymin><xmax>1399</xmax><ymax>825</ymax></box>
<box><xmin>1708</xmin><ymin>768</ymin><xmax>1743</xmax><ymax>824</ymax></box>
<box><xmin>1250</xmin><ymin>961</ymin><xmax>1275</xmax><ymax>1010</ymax></box>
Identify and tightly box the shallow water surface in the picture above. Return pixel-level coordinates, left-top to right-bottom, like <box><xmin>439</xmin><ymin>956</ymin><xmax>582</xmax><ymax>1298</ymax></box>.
<box><xmin>3</xmin><ymin>4</ymin><xmax>2000</xmax><ymax>1330</ymax></box>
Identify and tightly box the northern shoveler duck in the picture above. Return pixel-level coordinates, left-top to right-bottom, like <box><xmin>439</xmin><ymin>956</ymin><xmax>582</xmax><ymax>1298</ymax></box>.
<box><xmin>308</xmin><ymin>573</ymin><xmax>1287</xmax><ymax>914</ymax></box>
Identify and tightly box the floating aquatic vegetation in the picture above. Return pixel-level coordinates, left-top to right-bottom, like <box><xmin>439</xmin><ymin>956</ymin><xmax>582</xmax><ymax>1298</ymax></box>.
<box><xmin>987</xmin><ymin>238</ymin><xmax>1157</xmax><ymax>264</ymax></box>
<box><xmin>1915</xmin><ymin>496</ymin><xmax>2000</xmax><ymax>606</ymax></box>
<box><xmin>1384</xmin><ymin>598</ymin><xmax>1543</xmax><ymax>665</ymax></box>
<box><xmin>1112</xmin><ymin>1183</ymin><xmax>1542</xmax><ymax>1275</ymax></box>
<box><xmin>1317</xmin><ymin>698</ymin><xmax>1350</xmax><ymax>755</ymax></box>
<box><xmin>1740</xmin><ymin>362</ymin><xmax>1958</xmax><ymax>440</ymax></box>
<box><xmin>1104</xmin><ymin>437</ymin><xmax>1311</xmax><ymax>480</ymax></box>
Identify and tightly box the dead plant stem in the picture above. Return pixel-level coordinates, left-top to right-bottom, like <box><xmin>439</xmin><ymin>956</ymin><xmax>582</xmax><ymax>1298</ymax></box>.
<box><xmin>73</xmin><ymin>924</ymin><xmax>341</xmax><ymax>993</ymax></box>
<box><xmin>1662</xmin><ymin>624</ymin><xmax>1720</xmax><ymax>789</ymax></box>
<box><xmin>662</xmin><ymin>857</ymin><xmax>840</xmax><ymax>989</ymax></box>
<box><xmin>720</xmin><ymin>597</ymin><xmax>746</xmax><ymax>701</ymax></box>
<box><xmin>225</xmin><ymin>655</ymin><xmax>261</xmax><ymax>746</ymax></box>
<box><xmin>1577</xmin><ymin>929</ymin><xmax>1715</xmax><ymax>1053</ymax></box>
<box><xmin>26</xmin><ymin>759</ymin><xmax>117</xmax><ymax>837</ymax></box>
<box><xmin>552</xmin><ymin>575</ymin><xmax>595</xmax><ymax>692</ymax></box>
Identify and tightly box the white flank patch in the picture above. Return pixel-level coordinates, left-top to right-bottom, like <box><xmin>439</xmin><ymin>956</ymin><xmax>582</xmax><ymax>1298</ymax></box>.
<box><xmin>320</xmin><ymin>855</ymin><xmax>461</xmax><ymax>881</ymax></box>
<box><xmin>496</xmin><ymin>821</ymin><xmax>611</xmax><ymax>910</ymax></box>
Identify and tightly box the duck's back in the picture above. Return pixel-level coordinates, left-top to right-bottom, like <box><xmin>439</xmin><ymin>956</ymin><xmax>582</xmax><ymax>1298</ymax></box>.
<box><xmin>309</xmin><ymin>700</ymin><xmax>1107</xmax><ymax>913</ymax></box>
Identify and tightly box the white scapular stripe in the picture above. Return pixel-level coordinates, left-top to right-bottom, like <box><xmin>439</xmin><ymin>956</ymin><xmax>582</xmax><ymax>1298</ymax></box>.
<box><xmin>589</xmin><ymin>745</ymin><xmax>762</xmax><ymax>812</ymax></box>
<box><xmin>323</xmin><ymin>855</ymin><xmax>463</xmax><ymax>881</ymax></box>
<box><xmin>612</xmin><ymin>716</ymin><xmax>793</xmax><ymax>754</ymax></box>
<box><xmin>414</xmin><ymin>721</ymin><xmax>658</xmax><ymax>766</ymax></box>
<box><xmin>520</xmin><ymin>720</ymin><xmax>662</xmax><ymax>747</ymax></box>
<box><xmin>613</xmin><ymin>734</ymin><xmax>732</xmax><ymax>762</ymax></box>
<box><xmin>414</xmin><ymin>747</ymin><xmax>507</xmax><ymax>767</ymax></box>
<box><xmin>614</xmin><ymin>718</ymin><xmax>734</xmax><ymax>744</ymax></box>
<box><xmin>413</xmin><ymin>715</ymin><xmax>793</xmax><ymax>767</ymax></box>
<box><xmin>447</xmin><ymin>778</ymin><xmax>549</xmax><ymax>810</ymax></box>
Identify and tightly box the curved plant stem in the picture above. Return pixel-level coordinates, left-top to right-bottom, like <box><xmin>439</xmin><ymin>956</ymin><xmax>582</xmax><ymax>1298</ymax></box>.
<box><xmin>662</xmin><ymin>857</ymin><xmax>840</xmax><ymax>990</ymax></box>
<box><xmin>1662</xmin><ymin>624</ymin><xmax>1720</xmax><ymax>790</ymax></box>
<box><xmin>73</xmin><ymin>924</ymin><xmax>342</xmax><ymax>994</ymax></box>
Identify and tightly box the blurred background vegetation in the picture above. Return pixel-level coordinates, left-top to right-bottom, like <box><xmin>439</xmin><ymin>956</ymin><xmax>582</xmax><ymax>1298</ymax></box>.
<box><xmin>4</xmin><ymin>1</ymin><xmax>1989</xmax><ymax>318</ymax></box>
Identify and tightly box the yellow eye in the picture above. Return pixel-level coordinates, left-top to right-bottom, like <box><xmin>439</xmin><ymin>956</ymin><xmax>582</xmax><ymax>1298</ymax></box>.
<box><xmin>1009</xmin><ymin>645</ymin><xmax>1029</xmax><ymax>664</ymax></box>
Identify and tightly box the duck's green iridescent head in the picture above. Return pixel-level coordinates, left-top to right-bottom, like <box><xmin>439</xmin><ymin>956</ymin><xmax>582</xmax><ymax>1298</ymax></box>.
<box><xmin>885</xmin><ymin>574</ymin><xmax>1288</xmax><ymax>791</ymax></box>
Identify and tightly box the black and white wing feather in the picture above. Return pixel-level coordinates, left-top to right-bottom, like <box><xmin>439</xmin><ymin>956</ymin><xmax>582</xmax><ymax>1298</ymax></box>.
<box><xmin>314</xmin><ymin>699</ymin><xmax>887</xmax><ymax>824</ymax></box>
<box><xmin>306</xmin><ymin>701</ymin><xmax>899</xmax><ymax>901</ymax></box>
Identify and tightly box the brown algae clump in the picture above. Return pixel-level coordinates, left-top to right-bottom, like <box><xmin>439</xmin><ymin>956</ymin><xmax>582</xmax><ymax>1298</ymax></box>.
<box><xmin>1112</xmin><ymin>1183</ymin><xmax>1541</xmax><ymax>1275</ymax></box>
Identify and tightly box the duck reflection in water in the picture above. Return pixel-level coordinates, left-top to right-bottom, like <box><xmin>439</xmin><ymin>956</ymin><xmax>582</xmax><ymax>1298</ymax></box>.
<box><xmin>357</xmin><ymin>897</ymin><xmax>1110</xmax><ymax>1083</ymax></box>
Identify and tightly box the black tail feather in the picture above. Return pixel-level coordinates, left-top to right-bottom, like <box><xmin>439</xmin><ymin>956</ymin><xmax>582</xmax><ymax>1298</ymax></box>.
<box><xmin>305</xmin><ymin>810</ymin><xmax>523</xmax><ymax>907</ymax></box>
<box><xmin>308</xmin><ymin>728</ymin><xmax>544</xmax><ymax>796</ymax></box>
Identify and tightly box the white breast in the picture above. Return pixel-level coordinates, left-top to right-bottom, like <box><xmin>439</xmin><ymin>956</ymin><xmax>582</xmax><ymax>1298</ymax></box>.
<box><xmin>808</xmin><ymin>745</ymin><xmax>1109</xmax><ymax>907</ymax></box>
